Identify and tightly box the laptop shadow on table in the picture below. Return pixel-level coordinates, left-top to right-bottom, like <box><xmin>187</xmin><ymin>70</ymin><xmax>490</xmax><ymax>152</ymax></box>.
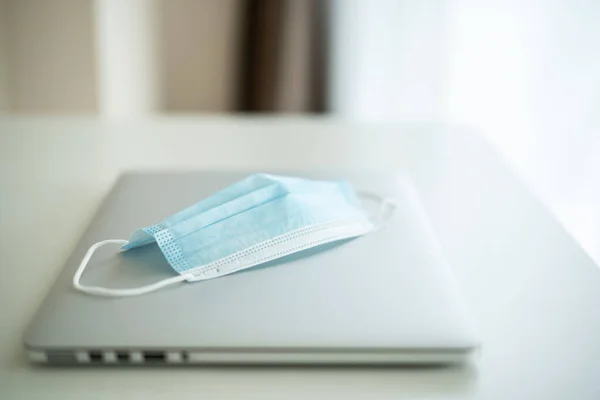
<box><xmin>25</xmin><ymin>361</ymin><xmax>478</xmax><ymax>397</ymax></box>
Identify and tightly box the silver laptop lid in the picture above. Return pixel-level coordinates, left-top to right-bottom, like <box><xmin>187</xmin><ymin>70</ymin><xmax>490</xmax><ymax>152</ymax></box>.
<box><xmin>24</xmin><ymin>170</ymin><xmax>478</xmax><ymax>363</ymax></box>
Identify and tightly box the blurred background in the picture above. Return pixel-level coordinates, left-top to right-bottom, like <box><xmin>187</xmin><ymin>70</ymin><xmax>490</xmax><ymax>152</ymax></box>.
<box><xmin>0</xmin><ymin>0</ymin><xmax>599</xmax><ymax>258</ymax></box>
<box><xmin>1</xmin><ymin>0</ymin><xmax>598</xmax><ymax>121</ymax></box>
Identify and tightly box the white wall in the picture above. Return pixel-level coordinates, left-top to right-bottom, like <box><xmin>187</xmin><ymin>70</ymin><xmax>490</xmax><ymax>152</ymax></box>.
<box><xmin>445</xmin><ymin>0</ymin><xmax>600</xmax><ymax>178</ymax></box>
<box><xmin>330</xmin><ymin>0</ymin><xmax>600</xmax><ymax>262</ymax></box>
<box><xmin>444</xmin><ymin>0</ymin><xmax>600</xmax><ymax>261</ymax></box>
<box><xmin>329</xmin><ymin>0</ymin><xmax>447</xmax><ymax>120</ymax></box>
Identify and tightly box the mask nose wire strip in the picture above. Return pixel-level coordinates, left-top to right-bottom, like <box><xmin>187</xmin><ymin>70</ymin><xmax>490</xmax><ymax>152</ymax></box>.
<box><xmin>357</xmin><ymin>191</ymin><xmax>397</xmax><ymax>230</ymax></box>
<box><xmin>72</xmin><ymin>239</ymin><xmax>192</xmax><ymax>297</ymax></box>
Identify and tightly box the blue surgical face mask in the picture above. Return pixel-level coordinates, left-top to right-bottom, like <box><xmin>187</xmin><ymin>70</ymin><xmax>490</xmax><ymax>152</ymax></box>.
<box><xmin>74</xmin><ymin>174</ymin><xmax>395</xmax><ymax>296</ymax></box>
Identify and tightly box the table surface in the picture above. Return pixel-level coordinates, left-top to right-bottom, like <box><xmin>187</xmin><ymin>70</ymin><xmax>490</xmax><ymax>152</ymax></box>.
<box><xmin>1</xmin><ymin>117</ymin><xmax>599</xmax><ymax>399</ymax></box>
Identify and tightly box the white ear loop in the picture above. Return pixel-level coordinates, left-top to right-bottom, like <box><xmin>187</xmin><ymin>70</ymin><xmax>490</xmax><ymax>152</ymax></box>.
<box><xmin>358</xmin><ymin>191</ymin><xmax>397</xmax><ymax>230</ymax></box>
<box><xmin>72</xmin><ymin>239</ymin><xmax>194</xmax><ymax>297</ymax></box>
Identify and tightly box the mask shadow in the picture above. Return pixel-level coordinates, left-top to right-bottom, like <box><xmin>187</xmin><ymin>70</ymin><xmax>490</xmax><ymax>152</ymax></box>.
<box><xmin>116</xmin><ymin>238</ymin><xmax>357</xmax><ymax>281</ymax></box>
<box><xmin>234</xmin><ymin>238</ymin><xmax>357</xmax><ymax>275</ymax></box>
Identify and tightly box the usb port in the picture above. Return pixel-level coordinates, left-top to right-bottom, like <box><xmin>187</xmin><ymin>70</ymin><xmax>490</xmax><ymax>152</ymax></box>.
<box><xmin>143</xmin><ymin>351</ymin><xmax>165</xmax><ymax>362</ymax></box>
<box><xmin>89</xmin><ymin>351</ymin><xmax>103</xmax><ymax>362</ymax></box>
<box><xmin>116</xmin><ymin>352</ymin><xmax>129</xmax><ymax>362</ymax></box>
<box><xmin>46</xmin><ymin>352</ymin><xmax>76</xmax><ymax>364</ymax></box>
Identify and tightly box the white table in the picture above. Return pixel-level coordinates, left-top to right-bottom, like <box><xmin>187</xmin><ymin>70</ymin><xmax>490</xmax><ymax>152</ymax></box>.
<box><xmin>1</xmin><ymin>117</ymin><xmax>599</xmax><ymax>399</ymax></box>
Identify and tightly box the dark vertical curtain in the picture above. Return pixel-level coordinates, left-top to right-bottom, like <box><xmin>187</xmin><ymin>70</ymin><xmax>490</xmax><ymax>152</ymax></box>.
<box><xmin>237</xmin><ymin>0</ymin><xmax>326</xmax><ymax>113</ymax></box>
<box><xmin>310</xmin><ymin>0</ymin><xmax>327</xmax><ymax>113</ymax></box>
